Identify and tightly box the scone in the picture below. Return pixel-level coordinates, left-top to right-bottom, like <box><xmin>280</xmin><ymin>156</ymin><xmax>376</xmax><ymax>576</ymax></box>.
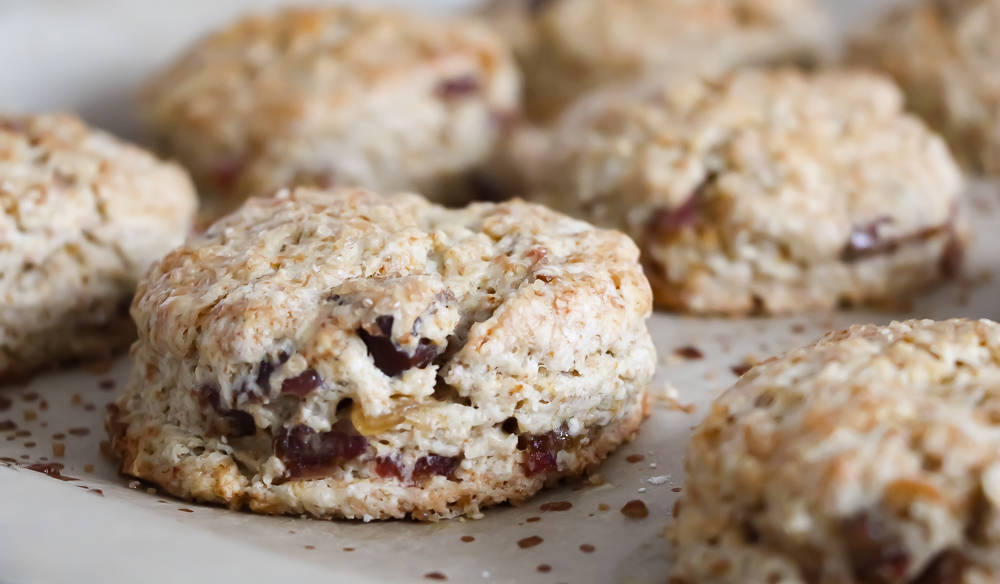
<box><xmin>139</xmin><ymin>5</ymin><xmax>521</xmax><ymax>219</ymax></box>
<box><xmin>847</xmin><ymin>0</ymin><xmax>1000</xmax><ymax>175</ymax></box>
<box><xmin>0</xmin><ymin>114</ymin><xmax>197</xmax><ymax>383</ymax></box>
<box><xmin>525</xmin><ymin>69</ymin><xmax>967</xmax><ymax>315</ymax></box>
<box><xmin>670</xmin><ymin>319</ymin><xmax>1000</xmax><ymax>584</ymax></box>
<box><xmin>107</xmin><ymin>186</ymin><xmax>655</xmax><ymax>521</ymax></box>
<box><xmin>479</xmin><ymin>0</ymin><xmax>832</xmax><ymax>121</ymax></box>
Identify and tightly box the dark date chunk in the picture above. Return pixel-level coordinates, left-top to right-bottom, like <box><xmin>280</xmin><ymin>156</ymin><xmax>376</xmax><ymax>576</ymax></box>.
<box><xmin>435</xmin><ymin>75</ymin><xmax>479</xmax><ymax>99</ymax></box>
<box><xmin>357</xmin><ymin>315</ymin><xmax>439</xmax><ymax>378</ymax></box>
<box><xmin>211</xmin><ymin>159</ymin><xmax>245</xmax><ymax>194</ymax></box>
<box><xmin>374</xmin><ymin>456</ymin><xmax>403</xmax><ymax>480</ymax></box>
<box><xmin>412</xmin><ymin>454</ymin><xmax>461</xmax><ymax>481</ymax></box>
<box><xmin>466</xmin><ymin>171</ymin><xmax>507</xmax><ymax>203</ymax></box>
<box><xmin>647</xmin><ymin>198</ymin><xmax>700</xmax><ymax>237</ymax></box>
<box><xmin>518</xmin><ymin>428</ymin><xmax>570</xmax><ymax>476</ymax></box>
<box><xmin>842</xmin><ymin>512</ymin><xmax>909</xmax><ymax>584</ymax></box>
<box><xmin>939</xmin><ymin>231</ymin><xmax>964</xmax><ymax>278</ymax></box>
<box><xmin>841</xmin><ymin>218</ymin><xmax>949</xmax><ymax>264</ymax></box>
<box><xmin>274</xmin><ymin>422</ymin><xmax>367</xmax><ymax>481</ymax></box>
<box><xmin>194</xmin><ymin>386</ymin><xmax>257</xmax><ymax>438</ymax></box>
<box><xmin>281</xmin><ymin>369</ymin><xmax>323</xmax><ymax>398</ymax></box>
<box><xmin>910</xmin><ymin>550</ymin><xmax>966</xmax><ymax>584</ymax></box>
<box><xmin>256</xmin><ymin>352</ymin><xmax>290</xmax><ymax>392</ymax></box>
<box><xmin>646</xmin><ymin>174</ymin><xmax>717</xmax><ymax>242</ymax></box>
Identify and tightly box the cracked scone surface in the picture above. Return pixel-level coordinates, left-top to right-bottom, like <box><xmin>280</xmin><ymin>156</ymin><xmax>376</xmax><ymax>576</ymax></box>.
<box><xmin>848</xmin><ymin>0</ymin><xmax>1000</xmax><ymax>176</ymax></box>
<box><xmin>480</xmin><ymin>0</ymin><xmax>831</xmax><ymax>121</ymax></box>
<box><xmin>108</xmin><ymin>186</ymin><xmax>655</xmax><ymax>521</ymax></box>
<box><xmin>526</xmin><ymin>69</ymin><xmax>966</xmax><ymax>315</ymax></box>
<box><xmin>670</xmin><ymin>319</ymin><xmax>1000</xmax><ymax>584</ymax></box>
<box><xmin>0</xmin><ymin>114</ymin><xmax>197</xmax><ymax>383</ymax></box>
<box><xmin>139</xmin><ymin>5</ymin><xmax>520</xmax><ymax>219</ymax></box>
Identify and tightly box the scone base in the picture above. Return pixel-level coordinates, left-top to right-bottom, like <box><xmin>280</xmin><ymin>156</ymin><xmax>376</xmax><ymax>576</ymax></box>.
<box><xmin>0</xmin><ymin>306</ymin><xmax>136</xmax><ymax>387</ymax></box>
<box><xmin>108</xmin><ymin>391</ymin><xmax>649</xmax><ymax>521</ymax></box>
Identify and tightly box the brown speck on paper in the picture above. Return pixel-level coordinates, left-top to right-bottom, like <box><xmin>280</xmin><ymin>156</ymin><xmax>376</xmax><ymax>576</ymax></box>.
<box><xmin>620</xmin><ymin>500</ymin><xmax>649</xmax><ymax>519</ymax></box>
<box><xmin>673</xmin><ymin>346</ymin><xmax>703</xmax><ymax>360</ymax></box>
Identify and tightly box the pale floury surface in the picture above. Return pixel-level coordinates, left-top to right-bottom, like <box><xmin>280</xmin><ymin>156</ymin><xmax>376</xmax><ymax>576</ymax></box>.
<box><xmin>109</xmin><ymin>187</ymin><xmax>655</xmax><ymax>521</ymax></box>
<box><xmin>0</xmin><ymin>114</ymin><xmax>197</xmax><ymax>383</ymax></box>
<box><xmin>480</xmin><ymin>0</ymin><xmax>832</xmax><ymax>121</ymax></box>
<box><xmin>670</xmin><ymin>319</ymin><xmax>1000</xmax><ymax>584</ymax></box>
<box><xmin>523</xmin><ymin>69</ymin><xmax>966</xmax><ymax>315</ymax></box>
<box><xmin>139</xmin><ymin>5</ymin><xmax>521</xmax><ymax>220</ymax></box>
<box><xmin>848</xmin><ymin>0</ymin><xmax>1000</xmax><ymax>176</ymax></box>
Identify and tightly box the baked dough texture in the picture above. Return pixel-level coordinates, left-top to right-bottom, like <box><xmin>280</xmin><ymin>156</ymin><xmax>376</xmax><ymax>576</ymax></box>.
<box><xmin>480</xmin><ymin>0</ymin><xmax>831</xmax><ymax>120</ymax></box>
<box><xmin>524</xmin><ymin>69</ymin><xmax>966</xmax><ymax>315</ymax></box>
<box><xmin>139</xmin><ymin>5</ymin><xmax>521</xmax><ymax>218</ymax></box>
<box><xmin>848</xmin><ymin>0</ymin><xmax>1000</xmax><ymax>176</ymax></box>
<box><xmin>0</xmin><ymin>113</ymin><xmax>197</xmax><ymax>382</ymax></box>
<box><xmin>108</xmin><ymin>186</ymin><xmax>654</xmax><ymax>520</ymax></box>
<box><xmin>671</xmin><ymin>319</ymin><xmax>1000</xmax><ymax>584</ymax></box>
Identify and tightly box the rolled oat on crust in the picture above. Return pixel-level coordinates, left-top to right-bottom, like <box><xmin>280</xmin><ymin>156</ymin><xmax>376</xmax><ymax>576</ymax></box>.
<box><xmin>670</xmin><ymin>319</ymin><xmax>1000</xmax><ymax>583</ymax></box>
<box><xmin>139</xmin><ymin>5</ymin><xmax>521</xmax><ymax>220</ymax></box>
<box><xmin>0</xmin><ymin>113</ymin><xmax>197</xmax><ymax>384</ymax></box>
<box><xmin>108</xmin><ymin>186</ymin><xmax>655</xmax><ymax>521</ymax></box>
<box><xmin>848</xmin><ymin>0</ymin><xmax>1000</xmax><ymax>176</ymax></box>
<box><xmin>524</xmin><ymin>69</ymin><xmax>967</xmax><ymax>315</ymax></box>
<box><xmin>479</xmin><ymin>0</ymin><xmax>832</xmax><ymax>121</ymax></box>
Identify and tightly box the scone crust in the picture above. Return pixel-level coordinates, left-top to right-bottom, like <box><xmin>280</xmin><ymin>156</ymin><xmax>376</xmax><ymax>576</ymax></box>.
<box><xmin>526</xmin><ymin>69</ymin><xmax>966</xmax><ymax>315</ymax></box>
<box><xmin>481</xmin><ymin>0</ymin><xmax>832</xmax><ymax>120</ymax></box>
<box><xmin>109</xmin><ymin>187</ymin><xmax>655</xmax><ymax>520</ymax></box>
<box><xmin>0</xmin><ymin>114</ymin><xmax>197</xmax><ymax>382</ymax></box>
<box><xmin>140</xmin><ymin>5</ymin><xmax>520</xmax><ymax>218</ymax></box>
<box><xmin>848</xmin><ymin>0</ymin><xmax>1000</xmax><ymax>175</ymax></box>
<box><xmin>670</xmin><ymin>319</ymin><xmax>1000</xmax><ymax>584</ymax></box>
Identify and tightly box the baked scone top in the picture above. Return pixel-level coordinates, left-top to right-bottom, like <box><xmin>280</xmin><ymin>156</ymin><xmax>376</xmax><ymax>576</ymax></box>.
<box><xmin>848</xmin><ymin>0</ymin><xmax>1000</xmax><ymax>174</ymax></box>
<box><xmin>527</xmin><ymin>69</ymin><xmax>964</xmax><ymax>264</ymax></box>
<box><xmin>140</xmin><ymin>5</ymin><xmax>518</xmax><ymax>167</ymax></box>
<box><xmin>673</xmin><ymin>319</ymin><xmax>1000</xmax><ymax>583</ymax></box>
<box><xmin>491</xmin><ymin>0</ymin><xmax>829</xmax><ymax>65</ymax></box>
<box><xmin>0</xmin><ymin>114</ymin><xmax>197</xmax><ymax>299</ymax></box>
<box><xmin>482</xmin><ymin>0</ymin><xmax>831</xmax><ymax>119</ymax></box>
<box><xmin>134</xmin><ymin>187</ymin><xmax>652</xmax><ymax>430</ymax></box>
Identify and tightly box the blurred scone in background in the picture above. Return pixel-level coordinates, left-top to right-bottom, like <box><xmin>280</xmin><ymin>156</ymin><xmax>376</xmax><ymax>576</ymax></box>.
<box><xmin>2</xmin><ymin>0</ymin><xmax>917</xmax><ymax>141</ymax></box>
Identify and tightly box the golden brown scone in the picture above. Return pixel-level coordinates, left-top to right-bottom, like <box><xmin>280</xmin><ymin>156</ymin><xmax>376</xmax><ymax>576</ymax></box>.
<box><xmin>848</xmin><ymin>0</ymin><xmax>1000</xmax><ymax>176</ymax></box>
<box><xmin>672</xmin><ymin>319</ymin><xmax>1000</xmax><ymax>584</ymax></box>
<box><xmin>0</xmin><ymin>113</ymin><xmax>197</xmax><ymax>383</ymax></box>
<box><xmin>522</xmin><ymin>69</ymin><xmax>966</xmax><ymax>315</ymax></box>
<box><xmin>139</xmin><ymin>5</ymin><xmax>521</xmax><ymax>219</ymax></box>
<box><xmin>109</xmin><ymin>186</ymin><xmax>655</xmax><ymax>521</ymax></box>
<box><xmin>480</xmin><ymin>0</ymin><xmax>832</xmax><ymax>121</ymax></box>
